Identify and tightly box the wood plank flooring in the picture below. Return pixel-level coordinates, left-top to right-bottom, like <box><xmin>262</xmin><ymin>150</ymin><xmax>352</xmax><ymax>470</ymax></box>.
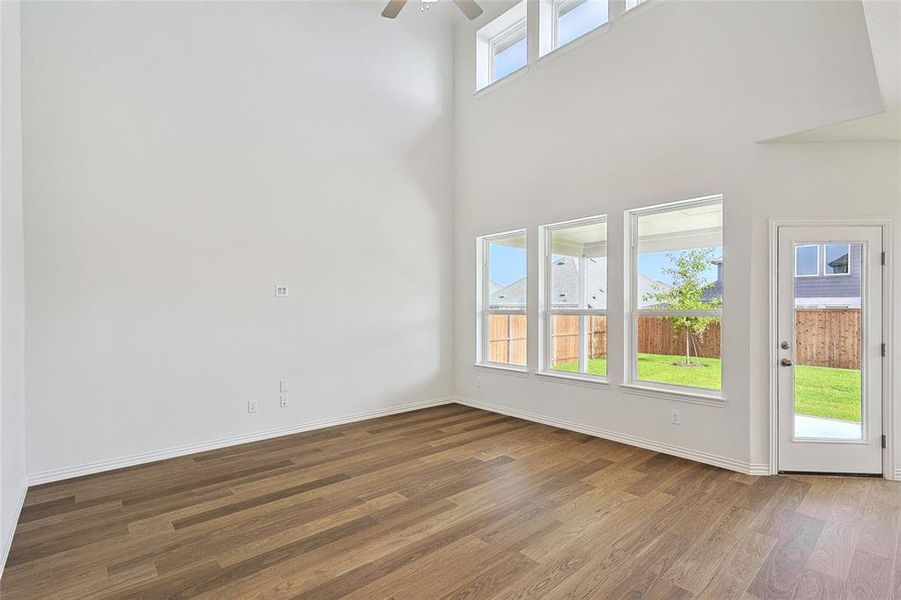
<box><xmin>4</xmin><ymin>404</ymin><xmax>901</xmax><ymax>599</ymax></box>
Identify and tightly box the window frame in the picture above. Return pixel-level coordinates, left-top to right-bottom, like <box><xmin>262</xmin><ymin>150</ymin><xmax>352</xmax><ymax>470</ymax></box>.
<box><xmin>476</xmin><ymin>229</ymin><xmax>528</xmax><ymax>371</ymax></box>
<box><xmin>549</xmin><ymin>0</ymin><xmax>607</xmax><ymax>52</ymax></box>
<box><xmin>538</xmin><ymin>215</ymin><xmax>608</xmax><ymax>384</ymax></box>
<box><xmin>823</xmin><ymin>243</ymin><xmax>852</xmax><ymax>277</ymax></box>
<box><xmin>624</xmin><ymin>0</ymin><xmax>650</xmax><ymax>14</ymax></box>
<box><xmin>624</xmin><ymin>195</ymin><xmax>724</xmax><ymax>401</ymax></box>
<box><xmin>794</xmin><ymin>244</ymin><xmax>820</xmax><ymax>278</ymax></box>
<box><xmin>489</xmin><ymin>20</ymin><xmax>527</xmax><ymax>84</ymax></box>
<box><xmin>476</xmin><ymin>1</ymin><xmax>527</xmax><ymax>91</ymax></box>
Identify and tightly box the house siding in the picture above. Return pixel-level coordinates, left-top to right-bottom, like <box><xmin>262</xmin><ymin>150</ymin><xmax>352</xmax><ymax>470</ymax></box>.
<box><xmin>795</xmin><ymin>243</ymin><xmax>861</xmax><ymax>300</ymax></box>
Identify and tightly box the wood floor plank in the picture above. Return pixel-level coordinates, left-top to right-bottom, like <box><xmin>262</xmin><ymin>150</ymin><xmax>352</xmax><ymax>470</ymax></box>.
<box><xmin>3</xmin><ymin>405</ymin><xmax>901</xmax><ymax>600</ymax></box>
<box><xmin>746</xmin><ymin>512</ymin><xmax>825</xmax><ymax>599</ymax></box>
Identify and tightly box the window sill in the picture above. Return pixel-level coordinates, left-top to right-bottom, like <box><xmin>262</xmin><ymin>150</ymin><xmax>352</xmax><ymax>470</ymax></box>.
<box><xmin>474</xmin><ymin>65</ymin><xmax>528</xmax><ymax>97</ymax></box>
<box><xmin>536</xmin><ymin>371</ymin><xmax>609</xmax><ymax>388</ymax></box>
<box><xmin>473</xmin><ymin>363</ymin><xmax>529</xmax><ymax>376</ymax></box>
<box><xmin>619</xmin><ymin>383</ymin><xmax>724</xmax><ymax>406</ymax></box>
<box><xmin>536</xmin><ymin>22</ymin><xmax>611</xmax><ymax>66</ymax></box>
<box><xmin>621</xmin><ymin>0</ymin><xmax>656</xmax><ymax>19</ymax></box>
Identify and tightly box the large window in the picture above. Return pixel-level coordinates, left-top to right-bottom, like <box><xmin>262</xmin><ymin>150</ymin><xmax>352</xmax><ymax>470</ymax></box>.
<box><xmin>476</xmin><ymin>2</ymin><xmax>527</xmax><ymax>90</ymax></box>
<box><xmin>540</xmin><ymin>0</ymin><xmax>608</xmax><ymax>56</ymax></box>
<box><xmin>540</xmin><ymin>216</ymin><xmax>607</xmax><ymax>379</ymax></box>
<box><xmin>477</xmin><ymin>230</ymin><xmax>527</xmax><ymax>368</ymax></box>
<box><xmin>627</xmin><ymin>196</ymin><xmax>723</xmax><ymax>395</ymax></box>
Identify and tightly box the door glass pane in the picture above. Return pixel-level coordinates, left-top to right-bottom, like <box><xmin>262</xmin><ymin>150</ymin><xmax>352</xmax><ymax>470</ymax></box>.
<box><xmin>793</xmin><ymin>242</ymin><xmax>863</xmax><ymax>440</ymax></box>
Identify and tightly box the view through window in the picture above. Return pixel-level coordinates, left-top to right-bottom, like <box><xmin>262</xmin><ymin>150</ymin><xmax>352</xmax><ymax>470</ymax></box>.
<box><xmin>631</xmin><ymin>198</ymin><xmax>723</xmax><ymax>393</ymax></box>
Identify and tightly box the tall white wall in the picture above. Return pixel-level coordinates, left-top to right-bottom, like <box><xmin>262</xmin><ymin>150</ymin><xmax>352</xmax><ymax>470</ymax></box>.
<box><xmin>1</xmin><ymin>0</ymin><xmax>28</xmax><ymax>570</ymax></box>
<box><xmin>453</xmin><ymin>0</ymin><xmax>899</xmax><ymax>471</ymax></box>
<box><xmin>22</xmin><ymin>1</ymin><xmax>456</xmax><ymax>479</ymax></box>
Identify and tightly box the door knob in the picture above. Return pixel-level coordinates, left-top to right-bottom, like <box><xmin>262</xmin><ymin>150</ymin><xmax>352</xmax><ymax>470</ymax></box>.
<box><xmin>780</xmin><ymin>358</ymin><xmax>793</xmax><ymax>367</ymax></box>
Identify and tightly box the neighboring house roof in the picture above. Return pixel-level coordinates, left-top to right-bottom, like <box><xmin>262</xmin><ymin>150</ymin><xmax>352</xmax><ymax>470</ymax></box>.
<box><xmin>488</xmin><ymin>278</ymin><xmax>526</xmax><ymax>307</ymax></box>
<box><xmin>488</xmin><ymin>257</ymin><xmax>668</xmax><ymax>308</ymax></box>
<box><xmin>827</xmin><ymin>253</ymin><xmax>849</xmax><ymax>272</ymax></box>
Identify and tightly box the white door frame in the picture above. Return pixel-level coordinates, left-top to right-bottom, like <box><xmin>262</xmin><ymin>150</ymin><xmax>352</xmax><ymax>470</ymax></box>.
<box><xmin>768</xmin><ymin>218</ymin><xmax>894</xmax><ymax>479</ymax></box>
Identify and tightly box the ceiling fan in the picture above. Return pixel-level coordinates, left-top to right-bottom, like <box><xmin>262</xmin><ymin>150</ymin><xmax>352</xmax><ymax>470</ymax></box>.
<box><xmin>381</xmin><ymin>0</ymin><xmax>483</xmax><ymax>20</ymax></box>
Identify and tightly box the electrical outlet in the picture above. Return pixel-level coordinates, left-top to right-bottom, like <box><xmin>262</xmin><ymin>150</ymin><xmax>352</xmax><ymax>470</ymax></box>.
<box><xmin>248</xmin><ymin>399</ymin><xmax>259</xmax><ymax>414</ymax></box>
<box><xmin>475</xmin><ymin>375</ymin><xmax>484</xmax><ymax>389</ymax></box>
<box><xmin>280</xmin><ymin>379</ymin><xmax>289</xmax><ymax>393</ymax></box>
<box><xmin>670</xmin><ymin>409</ymin><xmax>680</xmax><ymax>425</ymax></box>
<box><xmin>280</xmin><ymin>394</ymin><xmax>288</xmax><ymax>408</ymax></box>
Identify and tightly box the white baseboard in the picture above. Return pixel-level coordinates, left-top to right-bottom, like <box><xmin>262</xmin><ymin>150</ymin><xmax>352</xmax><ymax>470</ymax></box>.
<box><xmin>748</xmin><ymin>464</ymin><xmax>772</xmax><ymax>476</ymax></box>
<box><xmin>27</xmin><ymin>397</ymin><xmax>454</xmax><ymax>486</ymax></box>
<box><xmin>453</xmin><ymin>396</ymin><xmax>762</xmax><ymax>476</ymax></box>
<box><xmin>894</xmin><ymin>468</ymin><xmax>901</xmax><ymax>481</ymax></box>
<box><xmin>0</xmin><ymin>479</ymin><xmax>28</xmax><ymax>578</ymax></box>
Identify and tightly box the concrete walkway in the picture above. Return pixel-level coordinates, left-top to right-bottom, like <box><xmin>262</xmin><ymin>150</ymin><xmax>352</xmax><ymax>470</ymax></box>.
<box><xmin>795</xmin><ymin>414</ymin><xmax>861</xmax><ymax>439</ymax></box>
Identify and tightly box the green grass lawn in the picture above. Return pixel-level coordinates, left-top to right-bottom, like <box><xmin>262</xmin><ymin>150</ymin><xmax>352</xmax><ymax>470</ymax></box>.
<box><xmin>794</xmin><ymin>364</ymin><xmax>861</xmax><ymax>422</ymax></box>
<box><xmin>553</xmin><ymin>353</ymin><xmax>861</xmax><ymax>422</ymax></box>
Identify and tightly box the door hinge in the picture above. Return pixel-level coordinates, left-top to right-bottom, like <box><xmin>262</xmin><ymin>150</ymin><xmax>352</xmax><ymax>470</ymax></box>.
<box><xmin>882</xmin><ymin>434</ymin><xmax>887</xmax><ymax>449</ymax></box>
<box><xmin>882</xmin><ymin>343</ymin><xmax>887</xmax><ymax>357</ymax></box>
<box><xmin>882</xmin><ymin>251</ymin><xmax>887</xmax><ymax>266</ymax></box>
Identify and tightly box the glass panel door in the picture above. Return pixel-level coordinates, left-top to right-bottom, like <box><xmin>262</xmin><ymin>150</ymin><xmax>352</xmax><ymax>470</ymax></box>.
<box><xmin>777</xmin><ymin>226</ymin><xmax>882</xmax><ymax>475</ymax></box>
<box><xmin>792</xmin><ymin>243</ymin><xmax>863</xmax><ymax>441</ymax></box>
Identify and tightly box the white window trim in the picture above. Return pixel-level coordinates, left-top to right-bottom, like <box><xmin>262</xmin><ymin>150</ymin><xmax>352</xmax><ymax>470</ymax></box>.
<box><xmin>476</xmin><ymin>229</ymin><xmax>528</xmax><ymax>371</ymax></box>
<box><xmin>489</xmin><ymin>20</ymin><xmax>527</xmax><ymax>84</ymax></box>
<box><xmin>823</xmin><ymin>243</ymin><xmax>852</xmax><ymax>277</ymax></box>
<box><xmin>624</xmin><ymin>195</ymin><xmax>724</xmax><ymax>401</ymax></box>
<box><xmin>476</xmin><ymin>1</ymin><xmax>527</xmax><ymax>91</ymax></box>
<box><xmin>538</xmin><ymin>215</ymin><xmax>608</xmax><ymax>385</ymax></box>
<box><xmin>623</xmin><ymin>0</ymin><xmax>650</xmax><ymax>15</ymax></box>
<box><xmin>539</xmin><ymin>0</ymin><xmax>610</xmax><ymax>58</ymax></box>
<box><xmin>794</xmin><ymin>244</ymin><xmax>820</xmax><ymax>278</ymax></box>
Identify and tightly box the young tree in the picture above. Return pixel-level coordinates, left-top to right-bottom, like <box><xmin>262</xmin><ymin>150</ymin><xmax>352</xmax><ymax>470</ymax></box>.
<box><xmin>644</xmin><ymin>249</ymin><xmax>721</xmax><ymax>367</ymax></box>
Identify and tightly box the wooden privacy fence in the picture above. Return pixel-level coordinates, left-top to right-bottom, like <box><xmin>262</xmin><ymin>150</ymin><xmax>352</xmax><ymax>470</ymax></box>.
<box><xmin>488</xmin><ymin>309</ymin><xmax>860</xmax><ymax>370</ymax></box>
<box><xmin>487</xmin><ymin>315</ymin><xmax>527</xmax><ymax>366</ymax></box>
<box><xmin>636</xmin><ymin>316</ymin><xmax>721</xmax><ymax>360</ymax></box>
<box><xmin>551</xmin><ymin>316</ymin><xmax>607</xmax><ymax>364</ymax></box>
<box><xmin>795</xmin><ymin>309</ymin><xmax>861</xmax><ymax>370</ymax></box>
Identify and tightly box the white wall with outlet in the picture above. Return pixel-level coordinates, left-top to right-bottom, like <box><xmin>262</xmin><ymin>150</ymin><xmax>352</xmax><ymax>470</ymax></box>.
<box><xmin>9</xmin><ymin>0</ymin><xmax>901</xmax><ymax>491</ymax></box>
<box><xmin>22</xmin><ymin>1</ymin><xmax>456</xmax><ymax>479</ymax></box>
<box><xmin>453</xmin><ymin>0</ymin><xmax>900</xmax><ymax>472</ymax></box>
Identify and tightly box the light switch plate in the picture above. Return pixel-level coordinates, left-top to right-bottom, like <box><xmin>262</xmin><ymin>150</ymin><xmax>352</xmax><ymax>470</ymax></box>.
<box><xmin>275</xmin><ymin>284</ymin><xmax>289</xmax><ymax>298</ymax></box>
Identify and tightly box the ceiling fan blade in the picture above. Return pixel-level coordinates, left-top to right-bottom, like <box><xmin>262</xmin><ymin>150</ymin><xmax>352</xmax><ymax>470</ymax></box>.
<box><xmin>381</xmin><ymin>0</ymin><xmax>408</xmax><ymax>18</ymax></box>
<box><xmin>453</xmin><ymin>0</ymin><xmax>483</xmax><ymax>20</ymax></box>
